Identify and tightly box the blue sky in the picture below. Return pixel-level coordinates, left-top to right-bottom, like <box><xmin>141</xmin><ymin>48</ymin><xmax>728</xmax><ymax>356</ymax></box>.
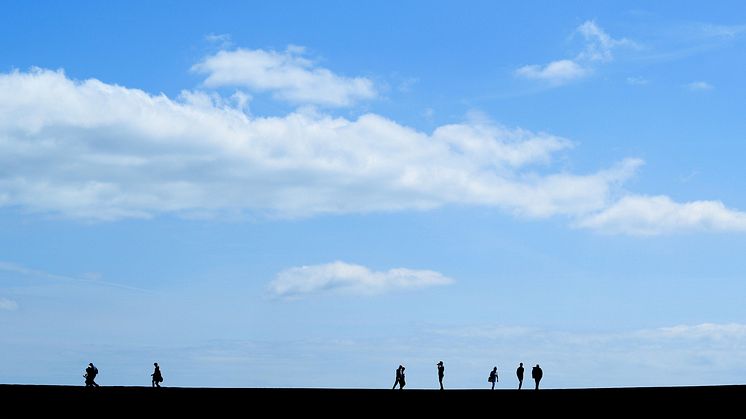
<box><xmin>2</xmin><ymin>1</ymin><xmax>746</xmax><ymax>389</ymax></box>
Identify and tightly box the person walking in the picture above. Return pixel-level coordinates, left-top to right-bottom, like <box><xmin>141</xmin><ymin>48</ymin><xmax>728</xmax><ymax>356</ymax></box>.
<box><xmin>516</xmin><ymin>362</ymin><xmax>524</xmax><ymax>390</ymax></box>
<box><xmin>532</xmin><ymin>364</ymin><xmax>543</xmax><ymax>390</ymax></box>
<box><xmin>488</xmin><ymin>366</ymin><xmax>498</xmax><ymax>390</ymax></box>
<box><xmin>393</xmin><ymin>365</ymin><xmax>405</xmax><ymax>390</ymax></box>
<box><xmin>437</xmin><ymin>361</ymin><xmax>445</xmax><ymax>390</ymax></box>
<box><xmin>151</xmin><ymin>362</ymin><xmax>163</xmax><ymax>387</ymax></box>
<box><xmin>84</xmin><ymin>363</ymin><xmax>99</xmax><ymax>387</ymax></box>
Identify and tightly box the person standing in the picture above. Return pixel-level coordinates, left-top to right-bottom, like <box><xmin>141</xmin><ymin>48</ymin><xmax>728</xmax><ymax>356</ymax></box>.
<box><xmin>437</xmin><ymin>361</ymin><xmax>445</xmax><ymax>390</ymax></box>
<box><xmin>399</xmin><ymin>365</ymin><xmax>406</xmax><ymax>389</ymax></box>
<box><xmin>84</xmin><ymin>363</ymin><xmax>99</xmax><ymax>387</ymax></box>
<box><xmin>516</xmin><ymin>362</ymin><xmax>524</xmax><ymax>390</ymax></box>
<box><xmin>488</xmin><ymin>366</ymin><xmax>498</xmax><ymax>390</ymax></box>
<box><xmin>151</xmin><ymin>362</ymin><xmax>163</xmax><ymax>387</ymax></box>
<box><xmin>532</xmin><ymin>364</ymin><xmax>543</xmax><ymax>390</ymax></box>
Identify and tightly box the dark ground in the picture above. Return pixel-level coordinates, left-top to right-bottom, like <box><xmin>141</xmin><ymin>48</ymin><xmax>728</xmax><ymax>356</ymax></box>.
<box><xmin>1</xmin><ymin>384</ymin><xmax>743</xmax><ymax>414</ymax></box>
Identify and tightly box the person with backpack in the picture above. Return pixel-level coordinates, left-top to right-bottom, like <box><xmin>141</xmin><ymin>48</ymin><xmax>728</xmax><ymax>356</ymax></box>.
<box><xmin>84</xmin><ymin>363</ymin><xmax>99</xmax><ymax>387</ymax></box>
<box><xmin>488</xmin><ymin>366</ymin><xmax>498</xmax><ymax>390</ymax></box>
<box><xmin>532</xmin><ymin>364</ymin><xmax>543</xmax><ymax>390</ymax></box>
<box><xmin>151</xmin><ymin>362</ymin><xmax>163</xmax><ymax>387</ymax></box>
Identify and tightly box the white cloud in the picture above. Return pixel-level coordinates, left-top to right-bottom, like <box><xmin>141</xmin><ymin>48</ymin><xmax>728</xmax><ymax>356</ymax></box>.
<box><xmin>516</xmin><ymin>20</ymin><xmax>634</xmax><ymax>85</ymax></box>
<box><xmin>1</xmin><ymin>68</ymin><xmax>743</xmax><ymax>235</ymax></box>
<box><xmin>515</xmin><ymin>60</ymin><xmax>590</xmax><ymax>84</ymax></box>
<box><xmin>267</xmin><ymin>261</ymin><xmax>453</xmax><ymax>298</ymax></box>
<box><xmin>0</xmin><ymin>68</ymin><xmax>638</xmax><ymax>222</ymax></box>
<box><xmin>686</xmin><ymin>81</ymin><xmax>713</xmax><ymax>91</ymax></box>
<box><xmin>577</xmin><ymin>195</ymin><xmax>746</xmax><ymax>235</ymax></box>
<box><xmin>0</xmin><ymin>297</ymin><xmax>18</xmax><ymax>311</ymax></box>
<box><xmin>576</xmin><ymin>20</ymin><xmax>635</xmax><ymax>63</ymax></box>
<box><xmin>192</xmin><ymin>46</ymin><xmax>376</xmax><ymax>107</ymax></box>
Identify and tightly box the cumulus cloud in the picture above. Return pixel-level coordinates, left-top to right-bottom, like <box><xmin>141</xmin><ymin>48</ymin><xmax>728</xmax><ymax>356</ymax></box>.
<box><xmin>0</xmin><ymin>298</ymin><xmax>18</xmax><ymax>311</ymax></box>
<box><xmin>192</xmin><ymin>46</ymin><xmax>376</xmax><ymax>107</ymax></box>
<box><xmin>267</xmin><ymin>261</ymin><xmax>453</xmax><ymax>298</ymax></box>
<box><xmin>686</xmin><ymin>81</ymin><xmax>713</xmax><ymax>91</ymax></box>
<box><xmin>0</xmin><ymin>67</ymin><xmax>636</xmax><ymax>222</ymax></box>
<box><xmin>516</xmin><ymin>20</ymin><xmax>634</xmax><ymax>85</ymax></box>
<box><xmin>0</xmin><ymin>68</ymin><xmax>743</xmax><ymax>235</ymax></box>
<box><xmin>577</xmin><ymin>195</ymin><xmax>746</xmax><ymax>235</ymax></box>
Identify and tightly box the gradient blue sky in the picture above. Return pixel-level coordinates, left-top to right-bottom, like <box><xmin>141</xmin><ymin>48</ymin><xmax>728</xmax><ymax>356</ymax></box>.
<box><xmin>2</xmin><ymin>1</ymin><xmax>746</xmax><ymax>389</ymax></box>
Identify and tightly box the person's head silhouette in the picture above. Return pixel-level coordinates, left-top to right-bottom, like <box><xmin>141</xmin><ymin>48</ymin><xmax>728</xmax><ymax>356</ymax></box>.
<box><xmin>154</xmin><ymin>362</ymin><xmax>158</xmax><ymax>367</ymax></box>
<box><xmin>437</xmin><ymin>361</ymin><xmax>443</xmax><ymax>366</ymax></box>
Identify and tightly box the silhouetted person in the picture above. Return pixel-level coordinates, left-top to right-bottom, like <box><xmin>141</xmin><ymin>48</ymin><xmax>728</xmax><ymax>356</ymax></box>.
<box><xmin>151</xmin><ymin>362</ymin><xmax>163</xmax><ymax>387</ymax></box>
<box><xmin>516</xmin><ymin>362</ymin><xmax>524</xmax><ymax>390</ymax></box>
<box><xmin>532</xmin><ymin>364</ymin><xmax>543</xmax><ymax>390</ymax></box>
<box><xmin>84</xmin><ymin>363</ymin><xmax>99</xmax><ymax>387</ymax></box>
<box><xmin>393</xmin><ymin>365</ymin><xmax>406</xmax><ymax>390</ymax></box>
<box><xmin>437</xmin><ymin>361</ymin><xmax>444</xmax><ymax>390</ymax></box>
<box><xmin>488</xmin><ymin>366</ymin><xmax>498</xmax><ymax>390</ymax></box>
